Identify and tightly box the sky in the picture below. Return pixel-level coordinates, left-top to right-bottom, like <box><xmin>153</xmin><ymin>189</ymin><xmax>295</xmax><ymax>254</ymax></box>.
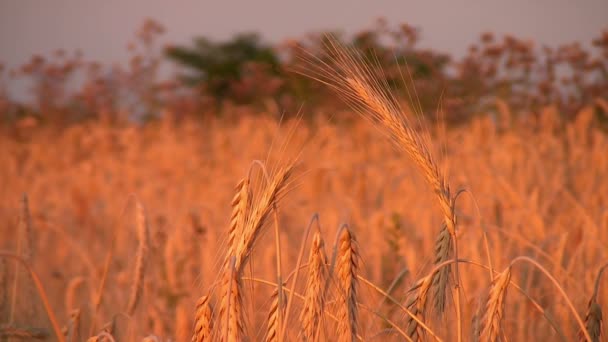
<box><xmin>1</xmin><ymin>0</ymin><xmax>607</xmax><ymax>72</ymax></box>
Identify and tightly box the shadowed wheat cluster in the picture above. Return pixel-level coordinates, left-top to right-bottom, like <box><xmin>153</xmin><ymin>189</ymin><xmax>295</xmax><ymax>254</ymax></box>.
<box><xmin>1</xmin><ymin>39</ymin><xmax>607</xmax><ymax>342</ymax></box>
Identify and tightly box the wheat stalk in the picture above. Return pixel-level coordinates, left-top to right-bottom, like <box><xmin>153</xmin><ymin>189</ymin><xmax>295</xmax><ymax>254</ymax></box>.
<box><xmin>336</xmin><ymin>226</ymin><xmax>359</xmax><ymax>342</ymax></box>
<box><xmin>301</xmin><ymin>231</ymin><xmax>328</xmax><ymax>341</ymax></box>
<box><xmin>0</xmin><ymin>258</ymin><xmax>8</xmax><ymax>321</ymax></box>
<box><xmin>65</xmin><ymin>276</ymin><xmax>86</xmax><ymax>314</ymax></box>
<box><xmin>18</xmin><ymin>194</ymin><xmax>34</xmax><ymax>261</ymax></box>
<box><xmin>175</xmin><ymin>301</ymin><xmax>191</xmax><ymax>342</ymax></box>
<box><xmin>0</xmin><ymin>252</ymin><xmax>65</xmax><ymax>342</ymax></box>
<box><xmin>66</xmin><ymin>309</ymin><xmax>81</xmax><ymax>342</ymax></box>
<box><xmin>9</xmin><ymin>194</ymin><xmax>35</xmax><ymax>324</ymax></box>
<box><xmin>126</xmin><ymin>200</ymin><xmax>149</xmax><ymax>316</ymax></box>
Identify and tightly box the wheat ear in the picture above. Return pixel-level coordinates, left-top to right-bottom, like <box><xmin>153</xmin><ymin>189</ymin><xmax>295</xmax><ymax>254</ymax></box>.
<box><xmin>266</xmin><ymin>283</ymin><xmax>287</xmax><ymax>342</ymax></box>
<box><xmin>301</xmin><ymin>232</ymin><xmax>329</xmax><ymax>341</ymax></box>
<box><xmin>336</xmin><ymin>226</ymin><xmax>359</xmax><ymax>342</ymax></box>
<box><xmin>404</xmin><ymin>274</ymin><xmax>433</xmax><ymax>342</ymax></box>
<box><xmin>298</xmin><ymin>40</ymin><xmax>455</xmax><ymax>237</ymax></box>
<box><xmin>192</xmin><ymin>295</ymin><xmax>213</xmax><ymax>342</ymax></box>
<box><xmin>580</xmin><ymin>264</ymin><xmax>607</xmax><ymax>342</ymax></box>
<box><xmin>226</xmin><ymin>178</ymin><xmax>250</xmax><ymax>265</ymax></box>
<box><xmin>233</xmin><ymin>163</ymin><xmax>294</xmax><ymax>272</ymax></box>
<box><xmin>581</xmin><ymin>303</ymin><xmax>603</xmax><ymax>342</ymax></box>
<box><xmin>219</xmin><ymin>259</ymin><xmax>244</xmax><ymax>342</ymax></box>
<box><xmin>431</xmin><ymin>223</ymin><xmax>452</xmax><ymax>315</ymax></box>
<box><xmin>480</xmin><ymin>266</ymin><xmax>512</xmax><ymax>342</ymax></box>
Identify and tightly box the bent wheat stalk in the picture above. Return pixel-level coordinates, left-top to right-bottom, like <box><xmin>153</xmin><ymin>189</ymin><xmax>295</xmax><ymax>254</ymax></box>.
<box><xmin>508</xmin><ymin>256</ymin><xmax>592</xmax><ymax>342</ymax></box>
<box><xmin>298</xmin><ymin>36</ymin><xmax>462</xmax><ymax>340</ymax></box>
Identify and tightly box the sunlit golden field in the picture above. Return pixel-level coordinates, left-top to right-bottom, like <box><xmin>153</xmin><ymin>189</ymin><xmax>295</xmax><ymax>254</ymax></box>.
<box><xmin>1</xmin><ymin>19</ymin><xmax>608</xmax><ymax>341</ymax></box>
<box><xmin>1</xmin><ymin>96</ymin><xmax>607</xmax><ymax>340</ymax></box>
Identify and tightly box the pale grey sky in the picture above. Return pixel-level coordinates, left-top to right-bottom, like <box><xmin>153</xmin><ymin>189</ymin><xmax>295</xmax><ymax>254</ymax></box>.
<box><xmin>1</xmin><ymin>0</ymin><xmax>607</xmax><ymax>71</ymax></box>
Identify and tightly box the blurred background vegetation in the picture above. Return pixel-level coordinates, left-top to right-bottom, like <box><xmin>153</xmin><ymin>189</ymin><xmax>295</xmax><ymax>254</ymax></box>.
<box><xmin>1</xmin><ymin>18</ymin><xmax>607</xmax><ymax>127</ymax></box>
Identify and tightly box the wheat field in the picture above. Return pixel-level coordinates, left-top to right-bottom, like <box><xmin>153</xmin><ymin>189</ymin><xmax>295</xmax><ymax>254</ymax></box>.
<box><xmin>1</xmin><ymin>43</ymin><xmax>607</xmax><ymax>342</ymax></box>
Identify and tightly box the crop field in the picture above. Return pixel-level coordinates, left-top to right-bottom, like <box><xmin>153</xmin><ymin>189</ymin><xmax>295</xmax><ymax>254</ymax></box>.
<box><xmin>1</xmin><ymin>23</ymin><xmax>607</xmax><ymax>342</ymax></box>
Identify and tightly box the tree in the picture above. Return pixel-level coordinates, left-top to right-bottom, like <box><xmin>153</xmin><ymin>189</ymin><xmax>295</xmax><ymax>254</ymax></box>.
<box><xmin>165</xmin><ymin>33</ymin><xmax>282</xmax><ymax>105</ymax></box>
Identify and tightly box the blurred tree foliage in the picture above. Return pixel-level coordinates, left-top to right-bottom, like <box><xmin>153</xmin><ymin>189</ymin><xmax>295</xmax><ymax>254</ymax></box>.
<box><xmin>165</xmin><ymin>33</ymin><xmax>284</xmax><ymax>105</ymax></box>
<box><xmin>163</xmin><ymin>21</ymin><xmax>454</xmax><ymax>118</ymax></box>
<box><xmin>2</xmin><ymin>18</ymin><xmax>607</xmax><ymax>126</ymax></box>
